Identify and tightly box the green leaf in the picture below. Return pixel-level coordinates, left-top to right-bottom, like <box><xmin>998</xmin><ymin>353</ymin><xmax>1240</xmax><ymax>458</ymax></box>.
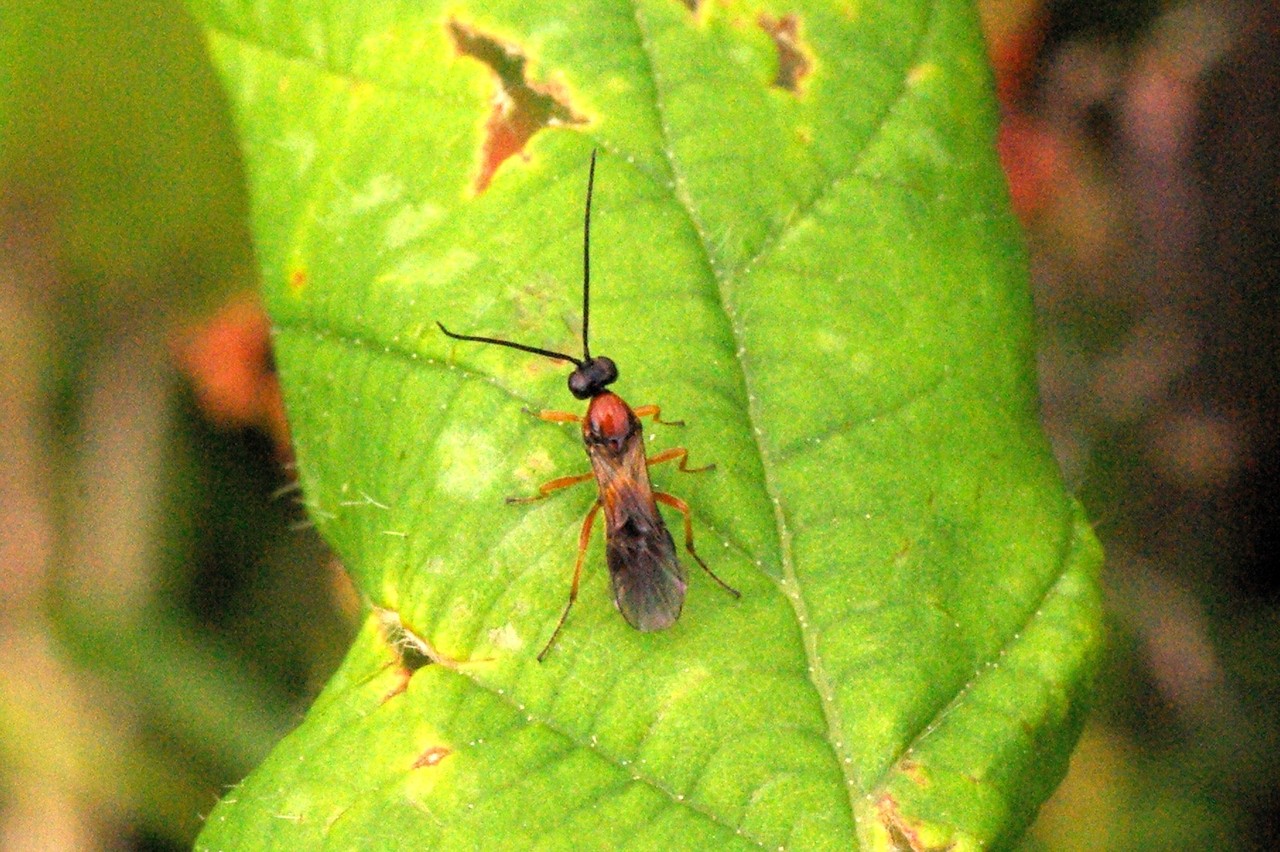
<box><xmin>188</xmin><ymin>0</ymin><xmax>1103</xmax><ymax>847</ymax></box>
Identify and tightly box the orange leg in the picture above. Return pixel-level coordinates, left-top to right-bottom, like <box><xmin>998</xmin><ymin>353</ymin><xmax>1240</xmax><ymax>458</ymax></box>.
<box><xmin>523</xmin><ymin>407</ymin><xmax>581</xmax><ymax>424</ymax></box>
<box><xmin>538</xmin><ymin>500</ymin><xmax>603</xmax><ymax>662</ymax></box>
<box><xmin>653</xmin><ymin>491</ymin><xmax>740</xmax><ymax>598</ymax></box>
<box><xmin>506</xmin><ymin>471</ymin><xmax>594</xmax><ymax>504</ymax></box>
<box><xmin>632</xmin><ymin>404</ymin><xmax>684</xmax><ymax>426</ymax></box>
<box><xmin>647</xmin><ymin>446</ymin><xmax>716</xmax><ymax>474</ymax></box>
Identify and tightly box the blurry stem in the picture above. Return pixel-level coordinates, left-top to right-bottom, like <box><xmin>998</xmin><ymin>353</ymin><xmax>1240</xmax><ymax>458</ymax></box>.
<box><xmin>2</xmin><ymin>203</ymin><xmax>289</xmax><ymax>845</ymax></box>
<box><xmin>1</xmin><ymin>199</ymin><xmax>108</xmax><ymax>850</ymax></box>
<box><xmin>47</xmin><ymin>298</ymin><xmax>292</xmax><ymax>773</ymax></box>
<box><xmin>57</xmin><ymin>302</ymin><xmax>175</xmax><ymax>622</ymax></box>
<box><xmin>0</xmin><ymin>201</ymin><xmax>56</xmax><ymax>617</ymax></box>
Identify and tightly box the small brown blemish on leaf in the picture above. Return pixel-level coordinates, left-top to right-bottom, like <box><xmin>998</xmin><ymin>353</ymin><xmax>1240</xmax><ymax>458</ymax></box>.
<box><xmin>413</xmin><ymin>746</ymin><xmax>452</xmax><ymax>769</ymax></box>
<box><xmin>878</xmin><ymin>794</ymin><xmax>922</xmax><ymax>850</ymax></box>
<box><xmin>677</xmin><ymin>0</ymin><xmax>701</xmax><ymax>12</ymax></box>
<box><xmin>447</xmin><ymin>19</ymin><xmax>587</xmax><ymax>193</ymax></box>
<box><xmin>288</xmin><ymin>268</ymin><xmax>308</xmax><ymax>293</ymax></box>
<box><xmin>759</xmin><ymin>13</ymin><xmax>813</xmax><ymax>94</ymax></box>
<box><xmin>899</xmin><ymin>759</ymin><xmax>929</xmax><ymax>787</ymax></box>
<box><xmin>877</xmin><ymin>793</ymin><xmax>956</xmax><ymax>851</ymax></box>
<box><xmin>323</xmin><ymin>806</ymin><xmax>350</xmax><ymax>834</ymax></box>
<box><xmin>381</xmin><ymin>668</ymin><xmax>413</xmax><ymax>703</ymax></box>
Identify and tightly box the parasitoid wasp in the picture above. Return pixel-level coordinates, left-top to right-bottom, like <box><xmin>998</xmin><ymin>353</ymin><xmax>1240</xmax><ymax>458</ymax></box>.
<box><xmin>438</xmin><ymin>150</ymin><xmax>740</xmax><ymax>660</ymax></box>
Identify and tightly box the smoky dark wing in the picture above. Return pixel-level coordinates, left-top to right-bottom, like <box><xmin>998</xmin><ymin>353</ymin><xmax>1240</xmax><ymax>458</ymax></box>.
<box><xmin>606</xmin><ymin>511</ymin><xmax>687</xmax><ymax>632</ymax></box>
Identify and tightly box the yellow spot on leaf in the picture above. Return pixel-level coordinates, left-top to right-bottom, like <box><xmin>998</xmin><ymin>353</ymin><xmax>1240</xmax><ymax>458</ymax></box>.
<box><xmin>436</xmin><ymin>426</ymin><xmax>498</xmax><ymax>497</ymax></box>
<box><xmin>907</xmin><ymin>62</ymin><xmax>939</xmax><ymax>87</ymax></box>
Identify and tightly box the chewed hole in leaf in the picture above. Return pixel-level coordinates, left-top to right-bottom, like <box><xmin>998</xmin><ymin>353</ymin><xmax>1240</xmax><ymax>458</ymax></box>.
<box><xmin>377</xmin><ymin>607</ymin><xmax>436</xmax><ymax>673</ymax></box>
<box><xmin>374</xmin><ymin>607</ymin><xmax>491</xmax><ymax>702</ymax></box>
<box><xmin>447</xmin><ymin>19</ymin><xmax>588</xmax><ymax>193</ymax></box>
<box><xmin>375</xmin><ymin>608</ymin><xmax>444</xmax><ymax>701</ymax></box>
<box><xmin>759</xmin><ymin>13</ymin><xmax>813</xmax><ymax>94</ymax></box>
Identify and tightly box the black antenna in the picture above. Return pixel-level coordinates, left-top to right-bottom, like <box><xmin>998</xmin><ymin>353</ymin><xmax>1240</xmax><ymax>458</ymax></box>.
<box><xmin>581</xmin><ymin>149</ymin><xmax>596</xmax><ymax>361</ymax></box>
<box><xmin>438</xmin><ymin>150</ymin><xmax>618</xmax><ymax>400</ymax></box>
<box><xmin>435</xmin><ymin>322</ymin><xmax>582</xmax><ymax>366</ymax></box>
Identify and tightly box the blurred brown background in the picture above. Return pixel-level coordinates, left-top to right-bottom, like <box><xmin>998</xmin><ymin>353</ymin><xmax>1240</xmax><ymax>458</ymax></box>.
<box><xmin>2</xmin><ymin>0</ymin><xmax>1277</xmax><ymax>848</ymax></box>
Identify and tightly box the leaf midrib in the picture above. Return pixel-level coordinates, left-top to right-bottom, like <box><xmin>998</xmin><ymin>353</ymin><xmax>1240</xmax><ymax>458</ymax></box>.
<box><xmin>625</xmin><ymin>0</ymin><xmax>944</xmax><ymax>825</ymax></box>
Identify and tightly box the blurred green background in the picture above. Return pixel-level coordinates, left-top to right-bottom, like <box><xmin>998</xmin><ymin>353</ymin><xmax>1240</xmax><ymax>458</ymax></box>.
<box><xmin>2</xmin><ymin>0</ymin><xmax>1276</xmax><ymax>849</ymax></box>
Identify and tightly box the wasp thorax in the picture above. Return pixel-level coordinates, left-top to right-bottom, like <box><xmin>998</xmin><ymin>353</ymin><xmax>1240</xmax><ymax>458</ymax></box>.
<box><xmin>583</xmin><ymin>391</ymin><xmax>634</xmax><ymax>454</ymax></box>
<box><xmin>568</xmin><ymin>355</ymin><xmax>618</xmax><ymax>399</ymax></box>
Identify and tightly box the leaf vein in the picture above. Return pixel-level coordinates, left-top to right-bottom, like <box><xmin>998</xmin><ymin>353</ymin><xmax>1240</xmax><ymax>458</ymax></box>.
<box><xmin>869</xmin><ymin>501</ymin><xmax>1082</xmax><ymax>791</ymax></box>
<box><xmin>445</xmin><ymin>671</ymin><xmax>769</xmax><ymax>845</ymax></box>
<box><xmin>773</xmin><ymin>369</ymin><xmax>950</xmax><ymax>464</ymax></box>
<box><xmin>730</xmin><ymin>0</ymin><xmax>942</xmax><ymax>282</ymax></box>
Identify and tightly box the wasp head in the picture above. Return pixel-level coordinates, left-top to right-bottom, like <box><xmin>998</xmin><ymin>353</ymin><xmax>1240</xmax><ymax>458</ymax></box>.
<box><xmin>568</xmin><ymin>355</ymin><xmax>618</xmax><ymax>400</ymax></box>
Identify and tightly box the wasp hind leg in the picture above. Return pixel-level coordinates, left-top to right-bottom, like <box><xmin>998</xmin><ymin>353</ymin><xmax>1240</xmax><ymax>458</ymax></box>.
<box><xmin>538</xmin><ymin>500</ymin><xmax>603</xmax><ymax>662</ymax></box>
<box><xmin>505</xmin><ymin>471</ymin><xmax>594</xmax><ymax>504</ymax></box>
<box><xmin>647</xmin><ymin>446</ymin><xmax>715</xmax><ymax>474</ymax></box>
<box><xmin>632</xmin><ymin>404</ymin><xmax>685</xmax><ymax>427</ymax></box>
<box><xmin>653</xmin><ymin>491</ymin><xmax>740</xmax><ymax>598</ymax></box>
